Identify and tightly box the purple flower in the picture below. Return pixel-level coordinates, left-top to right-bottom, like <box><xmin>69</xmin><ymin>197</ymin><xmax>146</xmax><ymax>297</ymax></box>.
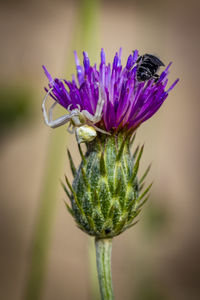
<box><xmin>43</xmin><ymin>48</ymin><xmax>179</xmax><ymax>133</ymax></box>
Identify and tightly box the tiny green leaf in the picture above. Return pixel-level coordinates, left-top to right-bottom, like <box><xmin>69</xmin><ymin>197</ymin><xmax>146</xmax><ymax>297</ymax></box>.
<box><xmin>132</xmin><ymin>145</ymin><xmax>139</xmax><ymax>160</ymax></box>
<box><xmin>64</xmin><ymin>200</ymin><xmax>74</xmax><ymax>216</ymax></box>
<box><xmin>137</xmin><ymin>195</ymin><xmax>150</xmax><ymax>209</ymax></box>
<box><xmin>60</xmin><ymin>180</ymin><xmax>71</xmax><ymax>199</ymax></box>
<box><xmin>139</xmin><ymin>163</ymin><xmax>151</xmax><ymax>185</ymax></box>
<box><xmin>130</xmin><ymin>133</ymin><xmax>136</xmax><ymax>147</ymax></box>
<box><xmin>116</xmin><ymin>138</ymin><xmax>126</xmax><ymax>161</ymax></box>
<box><xmin>129</xmin><ymin>145</ymin><xmax>144</xmax><ymax>185</ymax></box>
<box><xmin>136</xmin><ymin>182</ymin><xmax>153</xmax><ymax>207</ymax></box>
<box><xmin>67</xmin><ymin>149</ymin><xmax>77</xmax><ymax>177</ymax></box>
<box><xmin>100</xmin><ymin>152</ymin><xmax>106</xmax><ymax>176</ymax></box>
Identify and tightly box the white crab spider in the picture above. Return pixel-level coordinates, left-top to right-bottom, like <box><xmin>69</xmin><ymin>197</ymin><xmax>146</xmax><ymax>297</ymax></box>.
<box><xmin>42</xmin><ymin>87</ymin><xmax>110</xmax><ymax>143</ymax></box>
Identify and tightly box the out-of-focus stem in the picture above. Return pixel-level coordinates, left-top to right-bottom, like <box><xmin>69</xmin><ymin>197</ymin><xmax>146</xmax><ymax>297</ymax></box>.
<box><xmin>23</xmin><ymin>129</ymin><xmax>66</xmax><ymax>300</ymax></box>
<box><xmin>95</xmin><ymin>238</ymin><xmax>114</xmax><ymax>300</ymax></box>
<box><xmin>24</xmin><ymin>0</ymin><xmax>99</xmax><ymax>299</ymax></box>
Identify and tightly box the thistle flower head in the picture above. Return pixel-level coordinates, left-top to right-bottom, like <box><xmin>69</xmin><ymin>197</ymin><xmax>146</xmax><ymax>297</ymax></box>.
<box><xmin>43</xmin><ymin>48</ymin><xmax>179</xmax><ymax>134</ymax></box>
<box><xmin>43</xmin><ymin>49</ymin><xmax>179</xmax><ymax>238</ymax></box>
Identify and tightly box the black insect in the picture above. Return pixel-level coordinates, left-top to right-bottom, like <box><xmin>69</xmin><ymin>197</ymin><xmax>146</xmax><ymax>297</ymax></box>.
<box><xmin>136</xmin><ymin>54</ymin><xmax>165</xmax><ymax>82</ymax></box>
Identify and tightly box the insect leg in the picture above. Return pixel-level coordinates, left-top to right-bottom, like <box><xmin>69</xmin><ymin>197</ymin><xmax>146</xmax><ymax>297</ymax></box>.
<box><xmin>136</xmin><ymin>55</ymin><xmax>142</xmax><ymax>63</ymax></box>
<box><xmin>153</xmin><ymin>74</ymin><xmax>159</xmax><ymax>82</ymax></box>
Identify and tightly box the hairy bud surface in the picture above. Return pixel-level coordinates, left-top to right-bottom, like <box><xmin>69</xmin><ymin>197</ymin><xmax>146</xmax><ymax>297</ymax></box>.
<box><xmin>64</xmin><ymin>132</ymin><xmax>151</xmax><ymax>237</ymax></box>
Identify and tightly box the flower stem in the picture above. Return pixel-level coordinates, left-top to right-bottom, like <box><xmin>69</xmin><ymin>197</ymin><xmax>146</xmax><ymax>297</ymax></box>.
<box><xmin>95</xmin><ymin>238</ymin><xmax>114</xmax><ymax>300</ymax></box>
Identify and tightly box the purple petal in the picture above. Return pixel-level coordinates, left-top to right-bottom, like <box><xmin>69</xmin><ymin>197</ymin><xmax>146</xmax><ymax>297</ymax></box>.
<box><xmin>166</xmin><ymin>78</ymin><xmax>179</xmax><ymax>93</ymax></box>
<box><xmin>42</xmin><ymin>65</ymin><xmax>54</xmax><ymax>84</ymax></box>
<box><xmin>83</xmin><ymin>51</ymin><xmax>90</xmax><ymax>73</ymax></box>
<box><xmin>101</xmin><ymin>48</ymin><xmax>106</xmax><ymax>64</ymax></box>
<box><xmin>42</xmin><ymin>48</ymin><xmax>179</xmax><ymax>133</ymax></box>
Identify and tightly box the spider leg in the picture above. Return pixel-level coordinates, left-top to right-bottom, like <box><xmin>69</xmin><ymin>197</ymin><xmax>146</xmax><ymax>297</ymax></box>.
<box><xmin>94</xmin><ymin>91</ymin><xmax>105</xmax><ymax>120</ymax></box>
<box><xmin>76</xmin><ymin>104</ymin><xmax>81</xmax><ymax>111</ymax></box>
<box><xmin>42</xmin><ymin>87</ymin><xmax>54</xmax><ymax>125</ymax></box>
<box><xmin>67</xmin><ymin>104</ymin><xmax>72</xmax><ymax>111</ymax></box>
<box><xmin>75</xmin><ymin>129</ymin><xmax>81</xmax><ymax>144</ymax></box>
<box><xmin>82</xmin><ymin>91</ymin><xmax>105</xmax><ymax>123</ymax></box>
<box><xmin>42</xmin><ymin>88</ymin><xmax>78</xmax><ymax>128</ymax></box>
<box><xmin>81</xmin><ymin>110</ymin><xmax>97</xmax><ymax>122</ymax></box>
<box><xmin>67</xmin><ymin>123</ymin><xmax>75</xmax><ymax>134</ymax></box>
<box><xmin>91</xmin><ymin>124</ymin><xmax>111</xmax><ymax>135</ymax></box>
<box><xmin>49</xmin><ymin>101</ymin><xmax>57</xmax><ymax>122</ymax></box>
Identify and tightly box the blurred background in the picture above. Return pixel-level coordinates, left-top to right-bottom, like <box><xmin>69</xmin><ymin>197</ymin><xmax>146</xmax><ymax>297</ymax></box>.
<box><xmin>0</xmin><ymin>0</ymin><xmax>200</xmax><ymax>299</ymax></box>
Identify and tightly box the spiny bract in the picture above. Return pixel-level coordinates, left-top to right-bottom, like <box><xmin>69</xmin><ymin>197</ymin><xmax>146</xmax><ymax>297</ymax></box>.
<box><xmin>63</xmin><ymin>132</ymin><xmax>152</xmax><ymax>238</ymax></box>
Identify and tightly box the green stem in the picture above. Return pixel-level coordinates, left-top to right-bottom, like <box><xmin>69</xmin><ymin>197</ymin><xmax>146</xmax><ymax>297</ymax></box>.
<box><xmin>95</xmin><ymin>238</ymin><xmax>114</xmax><ymax>300</ymax></box>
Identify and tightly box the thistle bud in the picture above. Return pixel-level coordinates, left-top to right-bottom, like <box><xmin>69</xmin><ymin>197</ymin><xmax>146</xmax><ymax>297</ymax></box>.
<box><xmin>64</xmin><ymin>132</ymin><xmax>152</xmax><ymax>237</ymax></box>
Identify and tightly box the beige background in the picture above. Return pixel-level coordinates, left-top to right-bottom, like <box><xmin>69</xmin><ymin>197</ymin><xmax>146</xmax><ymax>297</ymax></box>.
<box><xmin>0</xmin><ymin>0</ymin><xmax>200</xmax><ymax>299</ymax></box>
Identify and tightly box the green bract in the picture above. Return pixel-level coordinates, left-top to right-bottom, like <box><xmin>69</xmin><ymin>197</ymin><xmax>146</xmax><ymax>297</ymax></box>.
<box><xmin>63</xmin><ymin>132</ymin><xmax>152</xmax><ymax>238</ymax></box>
